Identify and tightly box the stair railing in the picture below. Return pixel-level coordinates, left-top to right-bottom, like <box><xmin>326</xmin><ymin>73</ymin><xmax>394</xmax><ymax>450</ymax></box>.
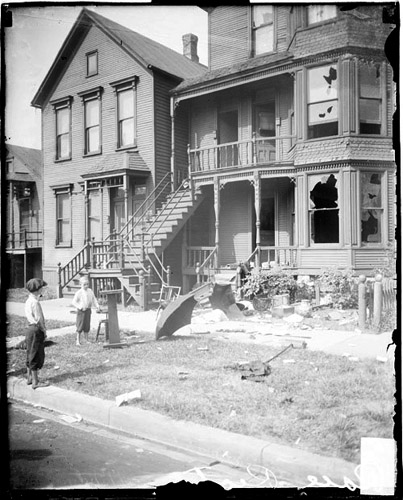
<box><xmin>143</xmin><ymin>179</ymin><xmax>191</xmax><ymax>250</ymax></box>
<box><xmin>195</xmin><ymin>246</ymin><xmax>218</xmax><ymax>285</ymax></box>
<box><xmin>57</xmin><ymin>241</ymin><xmax>91</xmax><ymax>295</ymax></box>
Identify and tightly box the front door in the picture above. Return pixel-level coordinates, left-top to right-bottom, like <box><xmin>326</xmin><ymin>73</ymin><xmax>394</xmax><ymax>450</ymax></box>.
<box><xmin>255</xmin><ymin>101</ymin><xmax>276</xmax><ymax>163</ymax></box>
<box><xmin>218</xmin><ymin>109</ymin><xmax>238</xmax><ymax>168</ymax></box>
<box><xmin>110</xmin><ymin>188</ymin><xmax>125</xmax><ymax>234</ymax></box>
<box><xmin>131</xmin><ymin>184</ymin><xmax>147</xmax><ymax>230</ymax></box>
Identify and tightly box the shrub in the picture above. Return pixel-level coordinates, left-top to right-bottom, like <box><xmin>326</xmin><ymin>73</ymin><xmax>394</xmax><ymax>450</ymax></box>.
<box><xmin>317</xmin><ymin>267</ymin><xmax>358</xmax><ymax>309</ymax></box>
<box><xmin>241</xmin><ymin>269</ymin><xmax>298</xmax><ymax>301</ymax></box>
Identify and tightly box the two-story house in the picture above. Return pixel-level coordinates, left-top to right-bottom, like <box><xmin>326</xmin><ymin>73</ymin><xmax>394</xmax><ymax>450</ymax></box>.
<box><xmin>165</xmin><ymin>4</ymin><xmax>396</xmax><ymax>292</ymax></box>
<box><xmin>31</xmin><ymin>8</ymin><xmax>206</xmax><ymax>302</ymax></box>
<box><xmin>5</xmin><ymin>144</ymin><xmax>43</xmax><ymax>288</ymax></box>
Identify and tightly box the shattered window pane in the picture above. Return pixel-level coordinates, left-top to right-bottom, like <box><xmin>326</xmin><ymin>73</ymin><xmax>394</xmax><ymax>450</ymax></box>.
<box><xmin>308</xmin><ymin>65</ymin><xmax>338</xmax><ymax>138</ymax></box>
<box><xmin>309</xmin><ymin>173</ymin><xmax>339</xmax><ymax>243</ymax></box>
<box><xmin>307</xmin><ymin>5</ymin><xmax>337</xmax><ymax>24</ymax></box>
<box><xmin>361</xmin><ymin>172</ymin><xmax>383</xmax><ymax>244</ymax></box>
<box><xmin>252</xmin><ymin>5</ymin><xmax>274</xmax><ymax>55</ymax></box>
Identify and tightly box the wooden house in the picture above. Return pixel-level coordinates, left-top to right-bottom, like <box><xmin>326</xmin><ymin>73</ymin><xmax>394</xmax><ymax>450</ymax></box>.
<box><xmin>31</xmin><ymin>8</ymin><xmax>206</xmax><ymax>302</ymax></box>
<box><xmin>168</xmin><ymin>4</ymin><xmax>396</xmax><ymax>291</ymax></box>
<box><xmin>5</xmin><ymin>144</ymin><xmax>43</xmax><ymax>287</ymax></box>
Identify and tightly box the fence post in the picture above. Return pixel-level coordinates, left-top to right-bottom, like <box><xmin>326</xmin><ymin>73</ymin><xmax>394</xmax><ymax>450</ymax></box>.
<box><xmin>358</xmin><ymin>275</ymin><xmax>367</xmax><ymax>331</ymax></box>
<box><xmin>120</xmin><ymin>237</ymin><xmax>125</xmax><ymax>269</ymax></box>
<box><xmin>373</xmin><ymin>274</ymin><xmax>383</xmax><ymax>330</ymax></box>
<box><xmin>315</xmin><ymin>282</ymin><xmax>321</xmax><ymax>306</ymax></box>
<box><xmin>57</xmin><ymin>262</ymin><xmax>63</xmax><ymax>298</ymax></box>
<box><xmin>236</xmin><ymin>262</ymin><xmax>243</xmax><ymax>299</ymax></box>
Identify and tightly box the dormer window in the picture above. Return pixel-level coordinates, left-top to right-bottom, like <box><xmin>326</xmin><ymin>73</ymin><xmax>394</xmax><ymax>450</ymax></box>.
<box><xmin>86</xmin><ymin>51</ymin><xmax>98</xmax><ymax>77</ymax></box>
<box><xmin>252</xmin><ymin>5</ymin><xmax>274</xmax><ymax>56</ymax></box>
<box><xmin>307</xmin><ymin>5</ymin><xmax>337</xmax><ymax>25</ymax></box>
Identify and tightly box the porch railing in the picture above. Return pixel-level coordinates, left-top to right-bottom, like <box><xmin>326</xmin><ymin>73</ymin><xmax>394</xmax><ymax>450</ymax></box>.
<box><xmin>244</xmin><ymin>246</ymin><xmax>298</xmax><ymax>269</ymax></box>
<box><xmin>6</xmin><ymin>230</ymin><xmax>42</xmax><ymax>250</ymax></box>
<box><xmin>188</xmin><ymin>135</ymin><xmax>296</xmax><ymax>173</ymax></box>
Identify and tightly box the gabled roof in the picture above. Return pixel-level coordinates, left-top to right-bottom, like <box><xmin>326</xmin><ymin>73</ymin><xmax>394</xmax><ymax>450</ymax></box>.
<box><xmin>6</xmin><ymin>144</ymin><xmax>42</xmax><ymax>180</ymax></box>
<box><xmin>32</xmin><ymin>8</ymin><xmax>207</xmax><ymax>108</ymax></box>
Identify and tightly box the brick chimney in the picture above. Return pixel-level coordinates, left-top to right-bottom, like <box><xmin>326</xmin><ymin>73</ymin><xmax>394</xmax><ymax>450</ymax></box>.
<box><xmin>182</xmin><ymin>33</ymin><xmax>199</xmax><ymax>63</ymax></box>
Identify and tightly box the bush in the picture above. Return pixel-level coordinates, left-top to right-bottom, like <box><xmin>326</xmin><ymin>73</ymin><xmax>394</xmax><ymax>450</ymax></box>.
<box><xmin>317</xmin><ymin>268</ymin><xmax>358</xmax><ymax>309</ymax></box>
<box><xmin>241</xmin><ymin>269</ymin><xmax>298</xmax><ymax>301</ymax></box>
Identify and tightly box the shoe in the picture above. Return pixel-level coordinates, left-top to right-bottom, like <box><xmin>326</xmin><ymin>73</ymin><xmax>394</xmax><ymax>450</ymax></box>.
<box><xmin>32</xmin><ymin>381</ymin><xmax>49</xmax><ymax>390</ymax></box>
<box><xmin>76</xmin><ymin>341</ymin><xmax>81</xmax><ymax>346</ymax></box>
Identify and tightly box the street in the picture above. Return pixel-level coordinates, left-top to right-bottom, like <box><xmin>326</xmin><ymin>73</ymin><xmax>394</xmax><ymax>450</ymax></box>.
<box><xmin>8</xmin><ymin>400</ymin><xmax>288</xmax><ymax>490</ymax></box>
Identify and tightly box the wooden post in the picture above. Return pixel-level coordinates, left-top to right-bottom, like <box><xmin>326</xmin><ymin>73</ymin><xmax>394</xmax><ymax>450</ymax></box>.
<box><xmin>252</xmin><ymin>131</ymin><xmax>257</xmax><ymax>165</ymax></box>
<box><xmin>139</xmin><ymin>270</ymin><xmax>145</xmax><ymax>311</ymax></box>
<box><xmin>236</xmin><ymin>262</ymin><xmax>243</xmax><ymax>298</ymax></box>
<box><xmin>315</xmin><ymin>282</ymin><xmax>321</xmax><ymax>306</ymax></box>
<box><xmin>253</xmin><ymin>173</ymin><xmax>261</xmax><ymax>270</ymax></box>
<box><xmin>57</xmin><ymin>262</ymin><xmax>63</xmax><ymax>298</ymax></box>
<box><xmin>214</xmin><ymin>177</ymin><xmax>220</xmax><ymax>268</ymax></box>
<box><xmin>373</xmin><ymin>274</ymin><xmax>383</xmax><ymax>330</ymax></box>
<box><xmin>195</xmin><ymin>262</ymin><xmax>200</xmax><ymax>286</ymax></box>
<box><xmin>166</xmin><ymin>265</ymin><xmax>171</xmax><ymax>286</ymax></box>
<box><xmin>358</xmin><ymin>275</ymin><xmax>367</xmax><ymax>331</ymax></box>
<box><xmin>120</xmin><ymin>236</ymin><xmax>125</xmax><ymax>269</ymax></box>
<box><xmin>140</xmin><ymin>229</ymin><xmax>145</xmax><ymax>264</ymax></box>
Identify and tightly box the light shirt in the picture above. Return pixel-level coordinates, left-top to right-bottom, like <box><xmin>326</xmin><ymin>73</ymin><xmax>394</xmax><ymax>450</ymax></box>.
<box><xmin>25</xmin><ymin>293</ymin><xmax>46</xmax><ymax>332</ymax></box>
<box><xmin>72</xmin><ymin>288</ymin><xmax>99</xmax><ymax>311</ymax></box>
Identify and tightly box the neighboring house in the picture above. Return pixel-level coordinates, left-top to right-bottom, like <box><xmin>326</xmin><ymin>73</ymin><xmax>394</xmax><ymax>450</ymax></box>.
<box><xmin>31</xmin><ymin>8</ymin><xmax>206</xmax><ymax>302</ymax></box>
<box><xmin>167</xmin><ymin>4</ymin><xmax>396</xmax><ymax>291</ymax></box>
<box><xmin>5</xmin><ymin>144</ymin><xmax>43</xmax><ymax>287</ymax></box>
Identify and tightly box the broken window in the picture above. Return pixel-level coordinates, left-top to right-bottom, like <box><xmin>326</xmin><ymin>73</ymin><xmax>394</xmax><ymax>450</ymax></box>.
<box><xmin>307</xmin><ymin>5</ymin><xmax>337</xmax><ymax>24</ymax></box>
<box><xmin>309</xmin><ymin>173</ymin><xmax>339</xmax><ymax>244</ymax></box>
<box><xmin>307</xmin><ymin>65</ymin><xmax>338</xmax><ymax>139</ymax></box>
<box><xmin>359</xmin><ymin>63</ymin><xmax>382</xmax><ymax>135</ymax></box>
<box><xmin>361</xmin><ymin>172</ymin><xmax>383</xmax><ymax>244</ymax></box>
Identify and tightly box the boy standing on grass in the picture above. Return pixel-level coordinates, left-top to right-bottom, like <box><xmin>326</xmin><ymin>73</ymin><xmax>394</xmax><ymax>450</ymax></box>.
<box><xmin>72</xmin><ymin>276</ymin><xmax>100</xmax><ymax>345</ymax></box>
<box><xmin>25</xmin><ymin>278</ymin><xmax>49</xmax><ymax>389</ymax></box>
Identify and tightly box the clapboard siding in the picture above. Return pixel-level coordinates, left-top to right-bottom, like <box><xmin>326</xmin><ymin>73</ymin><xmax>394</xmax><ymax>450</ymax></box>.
<box><xmin>219</xmin><ymin>182</ymin><xmax>253</xmax><ymax>265</ymax></box>
<box><xmin>299</xmin><ymin>249</ymin><xmax>349</xmax><ymax>269</ymax></box>
<box><xmin>354</xmin><ymin>249</ymin><xmax>388</xmax><ymax>270</ymax></box>
<box><xmin>174</xmin><ymin>103</ymin><xmax>190</xmax><ymax>185</ymax></box>
<box><xmin>387</xmin><ymin>170</ymin><xmax>396</xmax><ymax>242</ymax></box>
<box><xmin>209</xmin><ymin>6</ymin><xmax>249</xmax><ymax>71</ymax></box>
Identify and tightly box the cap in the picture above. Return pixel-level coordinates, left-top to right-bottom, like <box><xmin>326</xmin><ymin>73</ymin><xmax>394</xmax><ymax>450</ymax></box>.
<box><xmin>26</xmin><ymin>278</ymin><xmax>48</xmax><ymax>293</ymax></box>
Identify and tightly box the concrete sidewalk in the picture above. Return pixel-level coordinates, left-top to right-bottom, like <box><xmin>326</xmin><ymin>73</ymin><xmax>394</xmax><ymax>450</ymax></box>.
<box><xmin>7</xmin><ymin>375</ymin><xmax>359</xmax><ymax>488</ymax></box>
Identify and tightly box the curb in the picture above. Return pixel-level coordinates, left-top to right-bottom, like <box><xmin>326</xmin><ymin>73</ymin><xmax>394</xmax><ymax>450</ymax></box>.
<box><xmin>8</xmin><ymin>376</ymin><xmax>357</xmax><ymax>487</ymax></box>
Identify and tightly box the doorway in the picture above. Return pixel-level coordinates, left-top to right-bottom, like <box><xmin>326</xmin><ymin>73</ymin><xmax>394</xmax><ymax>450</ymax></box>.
<box><xmin>110</xmin><ymin>188</ymin><xmax>125</xmax><ymax>234</ymax></box>
<box><xmin>218</xmin><ymin>109</ymin><xmax>238</xmax><ymax>168</ymax></box>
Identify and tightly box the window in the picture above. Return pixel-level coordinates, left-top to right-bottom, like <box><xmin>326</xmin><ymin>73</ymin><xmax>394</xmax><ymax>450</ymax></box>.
<box><xmin>361</xmin><ymin>172</ymin><xmax>383</xmax><ymax>244</ymax></box>
<box><xmin>307</xmin><ymin>64</ymin><xmax>338</xmax><ymax>139</ymax></box>
<box><xmin>86</xmin><ymin>51</ymin><xmax>98</xmax><ymax>77</ymax></box>
<box><xmin>88</xmin><ymin>189</ymin><xmax>101</xmax><ymax>240</ymax></box>
<box><xmin>52</xmin><ymin>98</ymin><xmax>72</xmax><ymax>160</ymax></box>
<box><xmin>359</xmin><ymin>63</ymin><xmax>382</xmax><ymax>135</ymax></box>
<box><xmin>54</xmin><ymin>186</ymin><xmax>72</xmax><ymax>246</ymax></box>
<box><xmin>79</xmin><ymin>88</ymin><xmax>103</xmax><ymax>155</ymax></box>
<box><xmin>307</xmin><ymin>5</ymin><xmax>337</xmax><ymax>25</ymax></box>
<box><xmin>309</xmin><ymin>173</ymin><xmax>339</xmax><ymax>244</ymax></box>
<box><xmin>252</xmin><ymin>5</ymin><xmax>274</xmax><ymax>56</ymax></box>
<box><xmin>111</xmin><ymin>77</ymin><xmax>137</xmax><ymax>149</ymax></box>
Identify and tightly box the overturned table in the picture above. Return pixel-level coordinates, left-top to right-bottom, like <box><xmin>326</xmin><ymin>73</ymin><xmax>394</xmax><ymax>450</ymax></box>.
<box><xmin>98</xmin><ymin>289</ymin><xmax>126</xmax><ymax>348</ymax></box>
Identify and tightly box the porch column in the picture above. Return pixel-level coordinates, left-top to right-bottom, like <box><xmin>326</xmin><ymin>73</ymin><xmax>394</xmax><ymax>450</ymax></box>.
<box><xmin>253</xmin><ymin>173</ymin><xmax>261</xmax><ymax>269</ymax></box>
<box><xmin>170</xmin><ymin>97</ymin><xmax>176</xmax><ymax>191</ymax></box>
<box><xmin>84</xmin><ymin>181</ymin><xmax>89</xmax><ymax>243</ymax></box>
<box><xmin>123</xmin><ymin>173</ymin><xmax>129</xmax><ymax>229</ymax></box>
<box><xmin>214</xmin><ymin>177</ymin><xmax>220</xmax><ymax>270</ymax></box>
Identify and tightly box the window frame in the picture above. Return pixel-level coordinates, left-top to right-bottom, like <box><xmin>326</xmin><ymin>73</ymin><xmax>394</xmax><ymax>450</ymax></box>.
<box><xmin>306</xmin><ymin>63</ymin><xmax>339</xmax><ymax>140</ymax></box>
<box><xmin>358</xmin><ymin>62</ymin><xmax>383</xmax><ymax>136</ymax></box>
<box><xmin>52</xmin><ymin>184</ymin><xmax>73</xmax><ymax>247</ymax></box>
<box><xmin>306</xmin><ymin>5</ymin><xmax>337</xmax><ymax>26</ymax></box>
<box><xmin>86</xmin><ymin>51</ymin><xmax>98</xmax><ymax>77</ymax></box>
<box><xmin>359</xmin><ymin>171</ymin><xmax>385</xmax><ymax>246</ymax></box>
<box><xmin>251</xmin><ymin>5</ymin><xmax>276</xmax><ymax>57</ymax></box>
<box><xmin>308</xmin><ymin>172</ymin><xmax>341</xmax><ymax>246</ymax></box>
<box><xmin>78</xmin><ymin>87</ymin><xmax>103</xmax><ymax>156</ymax></box>
<box><xmin>110</xmin><ymin>77</ymin><xmax>138</xmax><ymax>150</ymax></box>
<box><xmin>51</xmin><ymin>97</ymin><xmax>73</xmax><ymax>162</ymax></box>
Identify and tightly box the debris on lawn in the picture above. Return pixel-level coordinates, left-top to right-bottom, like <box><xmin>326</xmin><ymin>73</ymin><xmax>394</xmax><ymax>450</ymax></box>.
<box><xmin>224</xmin><ymin>344</ymin><xmax>294</xmax><ymax>382</ymax></box>
<box><xmin>197</xmin><ymin>346</ymin><xmax>209</xmax><ymax>351</ymax></box>
<box><xmin>376</xmin><ymin>356</ymin><xmax>388</xmax><ymax>363</ymax></box>
<box><xmin>115</xmin><ymin>389</ymin><xmax>142</xmax><ymax>407</ymax></box>
<box><xmin>60</xmin><ymin>414</ymin><xmax>82</xmax><ymax>424</ymax></box>
<box><xmin>282</xmin><ymin>359</ymin><xmax>296</xmax><ymax>364</ymax></box>
<box><xmin>33</xmin><ymin>419</ymin><xmax>46</xmax><ymax>424</ymax></box>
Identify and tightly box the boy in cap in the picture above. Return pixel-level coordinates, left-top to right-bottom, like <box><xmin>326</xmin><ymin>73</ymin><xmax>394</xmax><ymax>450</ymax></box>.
<box><xmin>25</xmin><ymin>278</ymin><xmax>49</xmax><ymax>389</ymax></box>
<box><xmin>72</xmin><ymin>276</ymin><xmax>100</xmax><ymax>345</ymax></box>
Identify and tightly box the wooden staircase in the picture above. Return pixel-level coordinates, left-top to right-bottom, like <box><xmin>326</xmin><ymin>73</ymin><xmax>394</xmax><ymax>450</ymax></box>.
<box><xmin>58</xmin><ymin>181</ymin><xmax>204</xmax><ymax>308</ymax></box>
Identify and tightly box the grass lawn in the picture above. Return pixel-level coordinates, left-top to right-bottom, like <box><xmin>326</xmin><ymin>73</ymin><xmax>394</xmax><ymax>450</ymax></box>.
<box><xmin>6</xmin><ymin>314</ymin><xmax>74</xmax><ymax>338</ymax></box>
<box><xmin>7</xmin><ymin>325</ymin><xmax>394</xmax><ymax>464</ymax></box>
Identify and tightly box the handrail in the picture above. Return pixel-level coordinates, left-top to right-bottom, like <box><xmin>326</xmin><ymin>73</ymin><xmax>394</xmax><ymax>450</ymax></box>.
<box><xmin>6</xmin><ymin>230</ymin><xmax>43</xmax><ymax>249</ymax></box>
<box><xmin>199</xmin><ymin>245</ymin><xmax>217</xmax><ymax>271</ymax></box>
<box><xmin>58</xmin><ymin>242</ymin><xmax>90</xmax><ymax>289</ymax></box>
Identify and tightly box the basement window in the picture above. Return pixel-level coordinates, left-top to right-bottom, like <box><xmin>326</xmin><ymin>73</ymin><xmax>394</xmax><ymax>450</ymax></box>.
<box><xmin>309</xmin><ymin>173</ymin><xmax>339</xmax><ymax>244</ymax></box>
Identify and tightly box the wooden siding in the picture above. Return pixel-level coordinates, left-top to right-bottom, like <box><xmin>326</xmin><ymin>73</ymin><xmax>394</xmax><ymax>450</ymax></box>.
<box><xmin>354</xmin><ymin>249</ymin><xmax>389</xmax><ymax>270</ymax></box>
<box><xmin>299</xmin><ymin>249</ymin><xmax>349</xmax><ymax>269</ymax></box>
<box><xmin>219</xmin><ymin>182</ymin><xmax>252</xmax><ymax>265</ymax></box>
<box><xmin>209</xmin><ymin>6</ymin><xmax>249</xmax><ymax>71</ymax></box>
<box><xmin>190</xmin><ymin>100</ymin><xmax>216</xmax><ymax>149</ymax></box>
<box><xmin>387</xmin><ymin>170</ymin><xmax>396</xmax><ymax>242</ymax></box>
<box><xmin>174</xmin><ymin>103</ymin><xmax>191</xmax><ymax>186</ymax></box>
<box><xmin>41</xmin><ymin>23</ymin><xmax>157</xmax><ymax>272</ymax></box>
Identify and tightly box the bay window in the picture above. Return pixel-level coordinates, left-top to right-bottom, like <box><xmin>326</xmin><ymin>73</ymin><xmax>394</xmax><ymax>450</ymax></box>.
<box><xmin>359</xmin><ymin>63</ymin><xmax>382</xmax><ymax>135</ymax></box>
<box><xmin>307</xmin><ymin>64</ymin><xmax>338</xmax><ymax>139</ymax></box>
<box><xmin>309</xmin><ymin>173</ymin><xmax>339</xmax><ymax>244</ymax></box>
<box><xmin>361</xmin><ymin>172</ymin><xmax>383</xmax><ymax>244</ymax></box>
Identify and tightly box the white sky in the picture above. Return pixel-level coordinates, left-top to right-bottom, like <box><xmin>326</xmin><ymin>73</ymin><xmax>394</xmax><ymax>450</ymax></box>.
<box><xmin>4</xmin><ymin>4</ymin><xmax>208</xmax><ymax>149</ymax></box>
